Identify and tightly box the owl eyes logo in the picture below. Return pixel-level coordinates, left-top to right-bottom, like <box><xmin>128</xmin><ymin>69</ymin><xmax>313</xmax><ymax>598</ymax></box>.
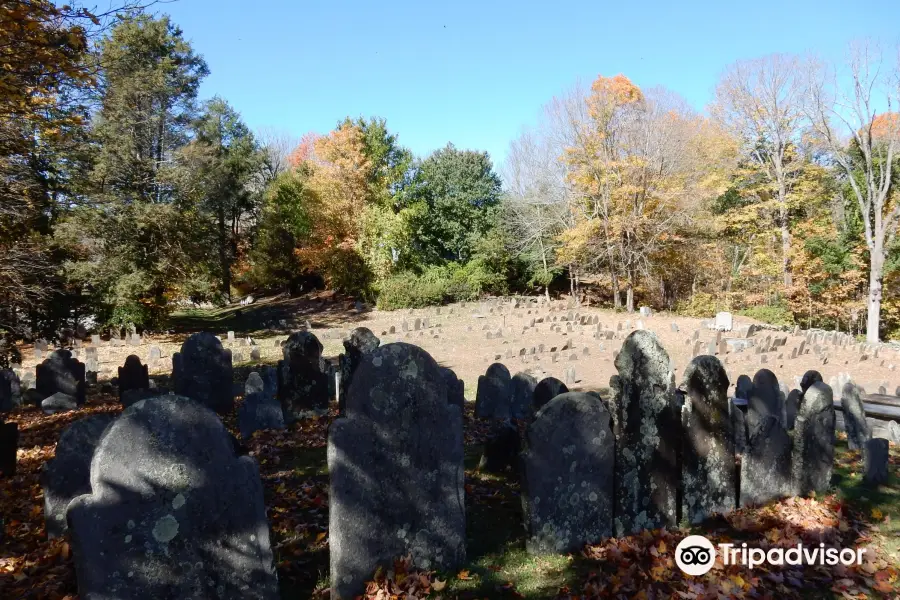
<box><xmin>675</xmin><ymin>535</ymin><xmax>716</xmax><ymax>575</ymax></box>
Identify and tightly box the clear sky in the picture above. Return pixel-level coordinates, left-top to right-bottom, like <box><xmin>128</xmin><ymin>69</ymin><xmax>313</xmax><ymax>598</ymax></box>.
<box><xmin>156</xmin><ymin>0</ymin><xmax>900</xmax><ymax>167</ymax></box>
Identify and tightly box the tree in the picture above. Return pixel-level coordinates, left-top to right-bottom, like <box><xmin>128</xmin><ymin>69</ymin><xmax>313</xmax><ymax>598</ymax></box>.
<box><xmin>410</xmin><ymin>144</ymin><xmax>502</xmax><ymax>264</ymax></box>
<box><xmin>713</xmin><ymin>54</ymin><xmax>807</xmax><ymax>288</ymax></box>
<box><xmin>804</xmin><ymin>43</ymin><xmax>900</xmax><ymax>342</ymax></box>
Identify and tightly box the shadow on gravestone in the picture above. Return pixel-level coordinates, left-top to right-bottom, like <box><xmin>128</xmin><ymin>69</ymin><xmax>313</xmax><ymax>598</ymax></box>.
<box><xmin>609</xmin><ymin>330</ymin><xmax>680</xmax><ymax>537</ymax></box>
<box><xmin>328</xmin><ymin>343</ymin><xmax>465</xmax><ymax>600</ymax></box>
<box><xmin>278</xmin><ymin>331</ymin><xmax>331</xmax><ymax>422</ymax></box>
<box><xmin>522</xmin><ymin>392</ymin><xmax>613</xmax><ymax>554</ymax></box>
<box><xmin>172</xmin><ymin>333</ymin><xmax>233</xmax><ymax>414</ymax></box>
<box><xmin>792</xmin><ymin>382</ymin><xmax>836</xmax><ymax>497</ymax></box>
<box><xmin>741</xmin><ymin>414</ymin><xmax>791</xmax><ymax>507</ymax></box>
<box><xmin>42</xmin><ymin>413</ymin><xmax>117</xmax><ymax>538</ymax></box>
<box><xmin>531</xmin><ymin>377</ymin><xmax>568</xmax><ymax>416</ymax></box>
<box><xmin>239</xmin><ymin>371</ymin><xmax>285</xmax><ymax>441</ymax></box>
<box><xmin>67</xmin><ymin>396</ymin><xmax>278</xmax><ymax>600</ymax></box>
<box><xmin>36</xmin><ymin>350</ymin><xmax>86</xmax><ymax>405</ymax></box>
<box><xmin>840</xmin><ymin>382</ymin><xmax>871</xmax><ymax>451</ymax></box>
<box><xmin>681</xmin><ymin>356</ymin><xmax>736</xmax><ymax>524</ymax></box>
<box><xmin>478</xmin><ymin>420</ymin><xmax>521</xmax><ymax>474</ymax></box>
<box><xmin>338</xmin><ymin>327</ymin><xmax>380</xmax><ymax>414</ymax></box>
<box><xmin>747</xmin><ymin>369</ymin><xmax>782</xmax><ymax>432</ymax></box>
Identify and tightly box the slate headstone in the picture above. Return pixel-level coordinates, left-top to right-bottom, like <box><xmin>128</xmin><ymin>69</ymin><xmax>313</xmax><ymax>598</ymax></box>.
<box><xmin>509</xmin><ymin>372</ymin><xmax>537</xmax><ymax>420</ymax></box>
<box><xmin>239</xmin><ymin>371</ymin><xmax>286</xmax><ymax>441</ymax></box>
<box><xmin>532</xmin><ymin>377</ymin><xmax>568</xmax><ymax>415</ymax></box>
<box><xmin>681</xmin><ymin>356</ymin><xmax>735</xmax><ymax>524</ymax></box>
<box><xmin>609</xmin><ymin>330</ymin><xmax>679</xmax><ymax>536</ymax></box>
<box><xmin>741</xmin><ymin>414</ymin><xmax>791</xmax><ymax>506</ymax></box>
<box><xmin>67</xmin><ymin>396</ymin><xmax>279</xmax><ymax>600</ymax></box>
<box><xmin>475</xmin><ymin>363</ymin><xmax>512</xmax><ymax>419</ymax></box>
<box><xmin>840</xmin><ymin>382</ymin><xmax>871</xmax><ymax>451</ymax></box>
<box><xmin>36</xmin><ymin>349</ymin><xmax>86</xmax><ymax>405</ymax></box>
<box><xmin>478</xmin><ymin>420</ymin><xmax>521</xmax><ymax>474</ymax></box>
<box><xmin>791</xmin><ymin>382</ymin><xmax>835</xmax><ymax>497</ymax></box>
<box><xmin>42</xmin><ymin>413</ymin><xmax>117</xmax><ymax>538</ymax></box>
<box><xmin>41</xmin><ymin>392</ymin><xmax>78</xmax><ymax>414</ymax></box>
<box><xmin>328</xmin><ymin>344</ymin><xmax>465</xmax><ymax>599</ymax></box>
<box><xmin>0</xmin><ymin>368</ymin><xmax>21</xmax><ymax>412</ymax></box>
<box><xmin>785</xmin><ymin>389</ymin><xmax>801</xmax><ymax>430</ymax></box>
<box><xmin>440</xmin><ymin>367</ymin><xmax>465</xmax><ymax>410</ymax></box>
<box><xmin>747</xmin><ymin>369</ymin><xmax>782</xmax><ymax>431</ymax></box>
<box><xmin>277</xmin><ymin>331</ymin><xmax>331</xmax><ymax>421</ymax></box>
<box><xmin>0</xmin><ymin>418</ymin><xmax>17</xmax><ymax>477</ymax></box>
<box><xmin>338</xmin><ymin>327</ymin><xmax>380</xmax><ymax>413</ymax></box>
<box><xmin>522</xmin><ymin>392</ymin><xmax>613</xmax><ymax>553</ymax></box>
<box><xmin>118</xmin><ymin>355</ymin><xmax>150</xmax><ymax>401</ymax></box>
<box><xmin>863</xmin><ymin>438</ymin><xmax>889</xmax><ymax>485</ymax></box>
<box><xmin>172</xmin><ymin>332</ymin><xmax>234</xmax><ymax>414</ymax></box>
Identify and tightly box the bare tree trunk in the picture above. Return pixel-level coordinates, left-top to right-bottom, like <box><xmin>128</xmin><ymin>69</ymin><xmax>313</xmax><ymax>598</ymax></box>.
<box><xmin>781</xmin><ymin>206</ymin><xmax>791</xmax><ymax>288</ymax></box>
<box><xmin>611</xmin><ymin>268</ymin><xmax>621</xmax><ymax>309</ymax></box>
<box><xmin>867</xmin><ymin>244</ymin><xmax>884</xmax><ymax>343</ymax></box>
<box><xmin>625</xmin><ymin>268</ymin><xmax>635</xmax><ymax>313</ymax></box>
<box><xmin>218</xmin><ymin>207</ymin><xmax>231</xmax><ymax>303</ymax></box>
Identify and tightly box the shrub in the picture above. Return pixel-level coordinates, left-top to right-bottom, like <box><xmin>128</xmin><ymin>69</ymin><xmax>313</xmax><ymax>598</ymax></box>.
<box><xmin>375</xmin><ymin>260</ymin><xmax>509</xmax><ymax>310</ymax></box>
<box><xmin>674</xmin><ymin>292</ymin><xmax>726</xmax><ymax>318</ymax></box>
<box><xmin>737</xmin><ymin>301</ymin><xmax>795</xmax><ymax>327</ymax></box>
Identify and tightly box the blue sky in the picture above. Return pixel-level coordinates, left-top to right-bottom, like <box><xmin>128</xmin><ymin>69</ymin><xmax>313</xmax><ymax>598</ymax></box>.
<box><xmin>157</xmin><ymin>0</ymin><xmax>899</xmax><ymax>166</ymax></box>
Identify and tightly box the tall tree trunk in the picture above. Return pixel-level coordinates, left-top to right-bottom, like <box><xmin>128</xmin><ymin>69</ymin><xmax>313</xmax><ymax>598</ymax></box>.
<box><xmin>867</xmin><ymin>242</ymin><xmax>885</xmax><ymax>343</ymax></box>
<box><xmin>218</xmin><ymin>207</ymin><xmax>231</xmax><ymax>302</ymax></box>
<box><xmin>781</xmin><ymin>206</ymin><xmax>791</xmax><ymax>288</ymax></box>
<box><xmin>610</xmin><ymin>268</ymin><xmax>621</xmax><ymax>309</ymax></box>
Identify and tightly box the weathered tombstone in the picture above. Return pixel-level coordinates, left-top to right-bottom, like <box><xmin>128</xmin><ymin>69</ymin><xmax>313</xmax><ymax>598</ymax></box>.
<box><xmin>715</xmin><ymin>312</ymin><xmax>733</xmax><ymax>331</ymax></box>
<box><xmin>338</xmin><ymin>327</ymin><xmax>380</xmax><ymax>413</ymax></box>
<box><xmin>0</xmin><ymin>368</ymin><xmax>21</xmax><ymax>412</ymax></box>
<box><xmin>731</xmin><ymin>400</ymin><xmax>747</xmax><ymax>455</ymax></box>
<box><xmin>522</xmin><ymin>392</ymin><xmax>613</xmax><ymax>553</ymax></box>
<box><xmin>41</xmin><ymin>392</ymin><xmax>78</xmax><ymax>414</ymax></box>
<box><xmin>67</xmin><ymin>396</ymin><xmax>279</xmax><ymax>600</ymax></box>
<box><xmin>0</xmin><ymin>418</ymin><xmax>17</xmax><ymax>477</ymax></box>
<box><xmin>117</xmin><ymin>355</ymin><xmax>149</xmax><ymax>402</ymax></box>
<box><xmin>609</xmin><ymin>330</ymin><xmax>679</xmax><ymax>536</ymax></box>
<box><xmin>639</xmin><ymin>306</ymin><xmax>652</xmax><ymax>317</ymax></box>
<box><xmin>42</xmin><ymin>413</ymin><xmax>117</xmax><ymax>538</ymax></box>
<box><xmin>91</xmin><ymin>334</ymin><xmax>101</xmax><ymax>346</ymax></box>
<box><xmin>478</xmin><ymin>420</ymin><xmax>521</xmax><ymax>474</ymax></box>
<box><xmin>741</xmin><ymin>414</ymin><xmax>792</xmax><ymax>506</ymax></box>
<box><xmin>328</xmin><ymin>344</ymin><xmax>465</xmax><ymax>599</ymax></box>
<box><xmin>172</xmin><ymin>332</ymin><xmax>234</xmax><ymax>414</ymax></box>
<box><xmin>510</xmin><ymin>372</ymin><xmax>537</xmax><ymax>419</ymax></box>
<box><xmin>36</xmin><ymin>349</ymin><xmax>86</xmax><ymax>405</ymax></box>
<box><xmin>121</xmin><ymin>387</ymin><xmax>161</xmax><ymax>408</ymax></box>
<box><xmin>840</xmin><ymin>383</ymin><xmax>871</xmax><ymax>451</ymax></box>
<box><xmin>791</xmin><ymin>382</ymin><xmax>835</xmax><ymax>497</ymax></box>
<box><xmin>747</xmin><ymin>369</ymin><xmax>782</xmax><ymax>431</ymax></box>
<box><xmin>475</xmin><ymin>363</ymin><xmax>512</xmax><ymax>419</ymax></box>
<box><xmin>681</xmin><ymin>356</ymin><xmax>735</xmax><ymax>523</ymax></box>
<box><xmin>227</xmin><ymin>330</ymin><xmax>236</xmax><ymax>342</ymax></box>
<box><xmin>250</xmin><ymin>347</ymin><xmax>261</xmax><ymax>361</ymax></box>
<box><xmin>277</xmin><ymin>331</ymin><xmax>331</xmax><ymax>421</ymax></box>
<box><xmin>239</xmin><ymin>371</ymin><xmax>286</xmax><ymax>441</ymax></box>
<box><xmin>532</xmin><ymin>377</ymin><xmax>568</xmax><ymax>415</ymax></box>
<box><xmin>863</xmin><ymin>438</ymin><xmax>889</xmax><ymax>485</ymax></box>
<box><xmin>440</xmin><ymin>367</ymin><xmax>465</xmax><ymax>410</ymax></box>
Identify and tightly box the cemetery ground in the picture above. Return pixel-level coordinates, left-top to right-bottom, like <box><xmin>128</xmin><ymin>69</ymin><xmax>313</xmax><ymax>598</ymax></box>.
<box><xmin>2</xmin><ymin>293</ymin><xmax>900</xmax><ymax>599</ymax></box>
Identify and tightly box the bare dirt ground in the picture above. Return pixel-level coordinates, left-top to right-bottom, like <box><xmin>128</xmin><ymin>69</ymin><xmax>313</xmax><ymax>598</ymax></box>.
<box><xmin>12</xmin><ymin>292</ymin><xmax>900</xmax><ymax>401</ymax></box>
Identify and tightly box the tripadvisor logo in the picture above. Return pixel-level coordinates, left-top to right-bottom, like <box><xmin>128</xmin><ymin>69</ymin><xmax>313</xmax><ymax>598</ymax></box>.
<box><xmin>675</xmin><ymin>535</ymin><xmax>868</xmax><ymax>576</ymax></box>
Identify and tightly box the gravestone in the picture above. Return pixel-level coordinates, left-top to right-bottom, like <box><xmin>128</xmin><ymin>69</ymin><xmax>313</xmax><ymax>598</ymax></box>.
<box><xmin>338</xmin><ymin>327</ymin><xmax>380</xmax><ymax>413</ymax></box>
<box><xmin>239</xmin><ymin>370</ymin><xmax>285</xmax><ymax>440</ymax></box>
<box><xmin>741</xmin><ymin>415</ymin><xmax>792</xmax><ymax>506</ymax></box>
<box><xmin>67</xmin><ymin>396</ymin><xmax>279</xmax><ymax>600</ymax></box>
<box><xmin>532</xmin><ymin>377</ymin><xmax>568</xmax><ymax>414</ymax></box>
<box><xmin>840</xmin><ymin>382</ymin><xmax>870</xmax><ymax>451</ymax></box>
<box><xmin>715</xmin><ymin>312</ymin><xmax>733</xmax><ymax>331</ymax></box>
<box><xmin>792</xmin><ymin>382</ymin><xmax>835</xmax><ymax>497</ymax></box>
<box><xmin>509</xmin><ymin>372</ymin><xmax>537</xmax><ymax>419</ymax></box>
<box><xmin>172</xmin><ymin>332</ymin><xmax>234</xmax><ymax>414</ymax></box>
<box><xmin>440</xmin><ymin>367</ymin><xmax>465</xmax><ymax>410</ymax></box>
<box><xmin>475</xmin><ymin>363</ymin><xmax>512</xmax><ymax>419</ymax></box>
<box><xmin>609</xmin><ymin>330</ymin><xmax>679</xmax><ymax>536</ymax></box>
<box><xmin>328</xmin><ymin>344</ymin><xmax>465</xmax><ymax>599</ymax></box>
<box><xmin>42</xmin><ymin>413</ymin><xmax>117</xmax><ymax>538</ymax></box>
<box><xmin>118</xmin><ymin>355</ymin><xmax>150</xmax><ymax>402</ymax></box>
<box><xmin>863</xmin><ymin>438</ymin><xmax>889</xmax><ymax>485</ymax></box>
<box><xmin>522</xmin><ymin>392</ymin><xmax>613</xmax><ymax>554</ymax></box>
<box><xmin>277</xmin><ymin>331</ymin><xmax>331</xmax><ymax>421</ymax></box>
<box><xmin>0</xmin><ymin>368</ymin><xmax>21</xmax><ymax>412</ymax></box>
<box><xmin>36</xmin><ymin>349</ymin><xmax>86</xmax><ymax>405</ymax></box>
<box><xmin>800</xmin><ymin>370</ymin><xmax>823</xmax><ymax>394</ymax></box>
<box><xmin>41</xmin><ymin>392</ymin><xmax>78</xmax><ymax>414</ymax></box>
<box><xmin>121</xmin><ymin>388</ymin><xmax>161</xmax><ymax>408</ymax></box>
<box><xmin>747</xmin><ymin>369</ymin><xmax>782</xmax><ymax>431</ymax></box>
<box><xmin>0</xmin><ymin>418</ymin><xmax>17</xmax><ymax>477</ymax></box>
<box><xmin>731</xmin><ymin>400</ymin><xmax>747</xmax><ymax>454</ymax></box>
<box><xmin>478</xmin><ymin>420</ymin><xmax>521</xmax><ymax>474</ymax></box>
<box><xmin>681</xmin><ymin>356</ymin><xmax>735</xmax><ymax>524</ymax></box>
